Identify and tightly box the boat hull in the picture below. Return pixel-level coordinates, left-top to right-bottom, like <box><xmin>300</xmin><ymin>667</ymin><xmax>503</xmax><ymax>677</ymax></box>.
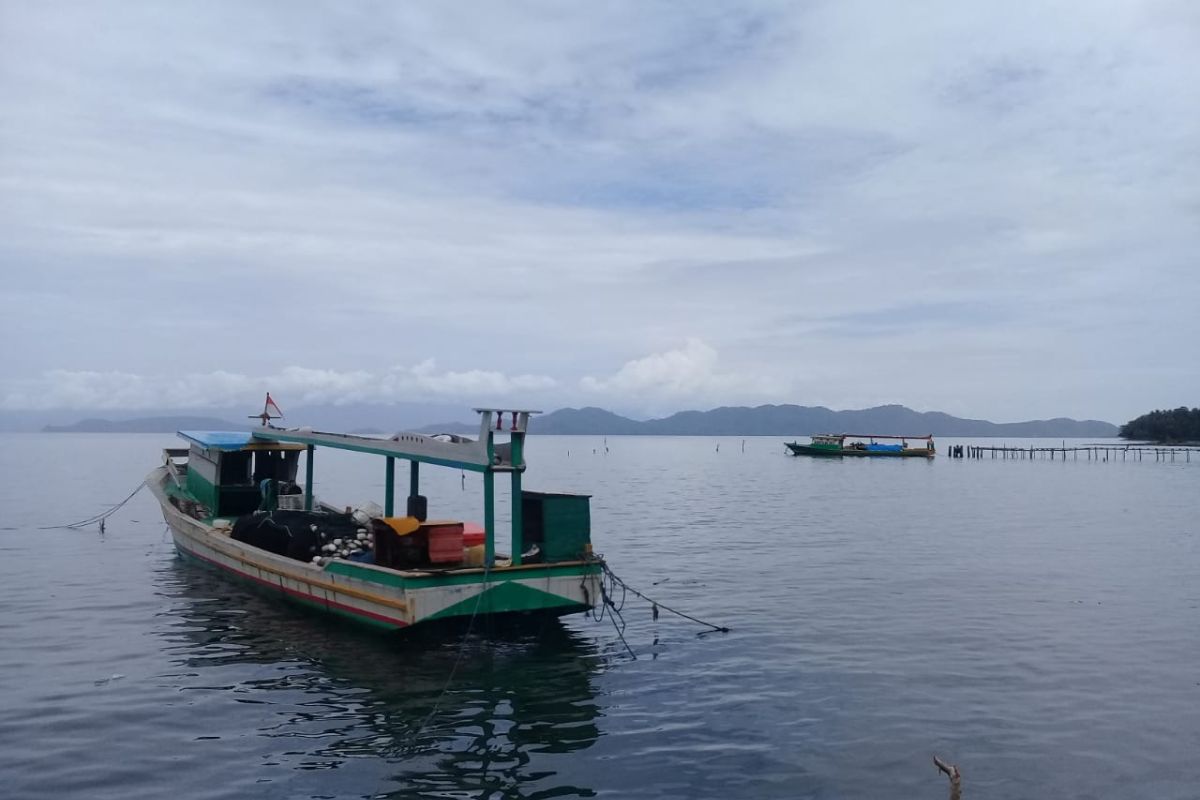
<box><xmin>785</xmin><ymin>442</ymin><xmax>934</xmax><ymax>458</ymax></box>
<box><xmin>147</xmin><ymin>468</ymin><xmax>602</xmax><ymax>632</ymax></box>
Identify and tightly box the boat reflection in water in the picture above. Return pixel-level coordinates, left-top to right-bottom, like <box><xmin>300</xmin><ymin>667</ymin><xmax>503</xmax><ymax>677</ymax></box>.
<box><xmin>155</xmin><ymin>559</ymin><xmax>602</xmax><ymax>798</ymax></box>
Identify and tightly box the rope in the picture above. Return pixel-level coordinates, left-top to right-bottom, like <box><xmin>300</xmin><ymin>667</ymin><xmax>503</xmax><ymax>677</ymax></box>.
<box><xmin>585</xmin><ymin>565</ymin><xmax>636</xmax><ymax>659</ymax></box>
<box><xmin>594</xmin><ymin>558</ymin><xmax>730</xmax><ymax>635</ymax></box>
<box><xmin>604</xmin><ymin>601</ymin><xmax>637</xmax><ymax>660</ymax></box>
<box><xmin>38</xmin><ymin>482</ymin><xmax>145</xmax><ymax>531</ymax></box>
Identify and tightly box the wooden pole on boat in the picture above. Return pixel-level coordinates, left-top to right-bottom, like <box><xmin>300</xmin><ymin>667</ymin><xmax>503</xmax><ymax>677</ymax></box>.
<box><xmin>384</xmin><ymin>457</ymin><xmax>395</xmax><ymax>517</ymax></box>
<box><xmin>483</xmin><ymin>470</ymin><xmax>495</xmax><ymax>567</ymax></box>
<box><xmin>511</xmin><ymin>432</ymin><xmax>524</xmax><ymax>566</ymax></box>
<box><xmin>304</xmin><ymin>445</ymin><xmax>314</xmax><ymax>511</ymax></box>
<box><xmin>409</xmin><ymin>460</ymin><xmax>420</xmax><ymax>500</ymax></box>
<box><xmin>483</xmin><ymin>415</ymin><xmax>496</xmax><ymax>567</ymax></box>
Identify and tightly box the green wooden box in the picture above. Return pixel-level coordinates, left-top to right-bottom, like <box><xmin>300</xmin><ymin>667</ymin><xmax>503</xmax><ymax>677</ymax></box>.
<box><xmin>521</xmin><ymin>491</ymin><xmax>591</xmax><ymax>562</ymax></box>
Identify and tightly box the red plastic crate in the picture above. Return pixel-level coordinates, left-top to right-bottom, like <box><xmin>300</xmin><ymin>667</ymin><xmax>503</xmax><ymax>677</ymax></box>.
<box><xmin>463</xmin><ymin>522</ymin><xmax>485</xmax><ymax>548</ymax></box>
<box><xmin>422</xmin><ymin>521</ymin><xmax>464</xmax><ymax>564</ymax></box>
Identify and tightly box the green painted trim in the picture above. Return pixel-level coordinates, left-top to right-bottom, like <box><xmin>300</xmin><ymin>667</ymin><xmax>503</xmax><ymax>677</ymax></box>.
<box><xmin>186</xmin><ymin>470</ymin><xmax>219</xmax><ymax>512</ymax></box>
<box><xmin>511</xmin><ymin>435</ymin><xmax>523</xmax><ymax>566</ymax></box>
<box><xmin>483</xmin><ymin>470</ymin><xmax>495</xmax><ymax>566</ymax></box>
<box><xmin>427</xmin><ymin>580</ymin><xmax>585</xmax><ymax>620</ymax></box>
<box><xmin>325</xmin><ymin>560</ymin><xmax>597</xmax><ymax>589</ymax></box>
<box><xmin>511</xmin><ymin>431</ymin><xmax>525</xmax><ymax>469</ymax></box>
<box><xmin>257</xmin><ymin>430</ymin><xmax>489</xmax><ymax>472</ymax></box>
<box><xmin>325</xmin><ymin>560</ymin><xmax>410</xmax><ymax>587</ymax></box>
<box><xmin>163</xmin><ymin>482</ymin><xmax>195</xmax><ymax>503</ymax></box>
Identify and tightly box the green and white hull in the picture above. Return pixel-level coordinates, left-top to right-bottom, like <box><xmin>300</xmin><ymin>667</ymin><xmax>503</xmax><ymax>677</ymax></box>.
<box><xmin>786</xmin><ymin>433</ymin><xmax>936</xmax><ymax>459</ymax></box>
<box><xmin>149</xmin><ymin>468</ymin><xmax>602</xmax><ymax>631</ymax></box>
<box><xmin>784</xmin><ymin>442</ymin><xmax>844</xmax><ymax>457</ymax></box>
<box><xmin>785</xmin><ymin>442</ymin><xmax>934</xmax><ymax>458</ymax></box>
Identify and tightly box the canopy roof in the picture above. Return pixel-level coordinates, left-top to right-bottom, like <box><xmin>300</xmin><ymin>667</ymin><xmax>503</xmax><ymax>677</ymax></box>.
<box><xmin>250</xmin><ymin>427</ymin><xmax>497</xmax><ymax>472</ymax></box>
<box><xmin>178</xmin><ymin>430</ymin><xmax>307</xmax><ymax>451</ymax></box>
<box><xmin>837</xmin><ymin>433</ymin><xmax>934</xmax><ymax>440</ymax></box>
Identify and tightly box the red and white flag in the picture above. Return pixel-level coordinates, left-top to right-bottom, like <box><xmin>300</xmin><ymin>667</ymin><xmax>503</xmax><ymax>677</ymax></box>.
<box><xmin>264</xmin><ymin>393</ymin><xmax>283</xmax><ymax>418</ymax></box>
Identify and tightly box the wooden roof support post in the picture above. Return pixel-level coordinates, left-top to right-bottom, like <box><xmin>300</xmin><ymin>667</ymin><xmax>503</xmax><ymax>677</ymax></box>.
<box><xmin>384</xmin><ymin>457</ymin><xmax>395</xmax><ymax>517</ymax></box>
<box><xmin>483</xmin><ymin>409</ymin><xmax>496</xmax><ymax>567</ymax></box>
<box><xmin>304</xmin><ymin>445</ymin><xmax>314</xmax><ymax>511</ymax></box>
<box><xmin>511</xmin><ymin>432</ymin><xmax>524</xmax><ymax>566</ymax></box>
<box><xmin>483</xmin><ymin>469</ymin><xmax>495</xmax><ymax>568</ymax></box>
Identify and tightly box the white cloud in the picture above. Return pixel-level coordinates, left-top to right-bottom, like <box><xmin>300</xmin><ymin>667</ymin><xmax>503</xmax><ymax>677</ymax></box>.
<box><xmin>580</xmin><ymin>339</ymin><xmax>788</xmax><ymax>411</ymax></box>
<box><xmin>582</xmin><ymin>339</ymin><xmax>718</xmax><ymax>395</ymax></box>
<box><xmin>0</xmin><ymin>362</ymin><xmax>558</xmax><ymax>411</ymax></box>
<box><xmin>0</xmin><ymin>2</ymin><xmax>1197</xmax><ymax>422</ymax></box>
<box><xmin>399</xmin><ymin>360</ymin><xmax>557</xmax><ymax>396</ymax></box>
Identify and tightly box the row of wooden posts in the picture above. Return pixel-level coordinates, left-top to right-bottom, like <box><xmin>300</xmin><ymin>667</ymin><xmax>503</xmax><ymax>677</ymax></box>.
<box><xmin>946</xmin><ymin>444</ymin><xmax>1194</xmax><ymax>462</ymax></box>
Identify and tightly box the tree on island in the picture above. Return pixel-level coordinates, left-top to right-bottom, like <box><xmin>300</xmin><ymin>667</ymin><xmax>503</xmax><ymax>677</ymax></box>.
<box><xmin>1119</xmin><ymin>406</ymin><xmax>1200</xmax><ymax>443</ymax></box>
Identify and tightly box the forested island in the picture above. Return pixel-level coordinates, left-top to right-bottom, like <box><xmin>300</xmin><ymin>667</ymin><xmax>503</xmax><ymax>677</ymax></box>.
<box><xmin>1120</xmin><ymin>407</ymin><xmax>1200</xmax><ymax>443</ymax></box>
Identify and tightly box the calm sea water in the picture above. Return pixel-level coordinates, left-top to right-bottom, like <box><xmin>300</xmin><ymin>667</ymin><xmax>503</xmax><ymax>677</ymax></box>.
<box><xmin>0</xmin><ymin>433</ymin><xmax>1197</xmax><ymax>799</ymax></box>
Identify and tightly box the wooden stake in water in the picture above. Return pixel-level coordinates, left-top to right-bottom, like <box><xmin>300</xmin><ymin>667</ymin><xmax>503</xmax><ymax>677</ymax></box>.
<box><xmin>933</xmin><ymin>756</ymin><xmax>962</xmax><ymax>800</ymax></box>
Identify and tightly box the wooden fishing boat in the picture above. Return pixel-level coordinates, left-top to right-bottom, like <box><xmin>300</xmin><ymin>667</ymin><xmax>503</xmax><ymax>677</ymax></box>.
<box><xmin>785</xmin><ymin>433</ymin><xmax>935</xmax><ymax>458</ymax></box>
<box><xmin>147</xmin><ymin>404</ymin><xmax>602</xmax><ymax>631</ymax></box>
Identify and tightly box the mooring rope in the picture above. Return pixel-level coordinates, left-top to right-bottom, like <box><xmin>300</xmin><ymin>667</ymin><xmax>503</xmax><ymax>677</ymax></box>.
<box><xmin>584</xmin><ymin>563</ymin><xmax>637</xmax><ymax>659</ymax></box>
<box><xmin>38</xmin><ymin>482</ymin><xmax>145</xmax><ymax>531</ymax></box>
<box><xmin>585</xmin><ymin>561</ymin><xmax>724</xmax><ymax>642</ymax></box>
<box><xmin>602</xmin><ymin>600</ymin><xmax>637</xmax><ymax>660</ymax></box>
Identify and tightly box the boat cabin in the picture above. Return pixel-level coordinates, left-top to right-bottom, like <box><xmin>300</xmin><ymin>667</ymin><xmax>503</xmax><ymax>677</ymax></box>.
<box><xmin>177</xmin><ymin>431</ymin><xmax>307</xmax><ymax>518</ymax></box>
<box><xmin>810</xmin><ymin>434</ymin><xmax>843</xmax><ymax>447</ymax></box>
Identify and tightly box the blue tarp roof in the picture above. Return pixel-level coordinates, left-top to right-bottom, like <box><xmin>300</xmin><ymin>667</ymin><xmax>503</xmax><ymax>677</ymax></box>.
<box><xmin>178</xmin><ymin>430</ymin><xmax>255</xmax><ymax>450</ymax></box>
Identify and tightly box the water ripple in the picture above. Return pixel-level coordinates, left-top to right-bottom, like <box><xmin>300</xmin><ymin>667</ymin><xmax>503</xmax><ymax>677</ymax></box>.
<box><xmin>0</xmin><ymin>434</ymin><xmax>1198</xmax><ymax>798</ymax></box>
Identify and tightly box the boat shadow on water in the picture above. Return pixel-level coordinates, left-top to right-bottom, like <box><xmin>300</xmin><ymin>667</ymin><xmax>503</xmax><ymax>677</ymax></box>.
<box><xmin>154</xmin><ymin>559</ymin><xmax>604</xmax><ymax>798</ymax></box>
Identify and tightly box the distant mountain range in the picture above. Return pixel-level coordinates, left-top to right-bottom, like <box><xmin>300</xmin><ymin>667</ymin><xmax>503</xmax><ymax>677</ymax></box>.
<box><xmin>419</xmin><ymin>404</ymin><xmax>1118</xmax><ymax>437</ymax></box>
<box><xmin>38</xmin><ymin>404</ymin><xmax>1118</xmax><ymax>437</ymax></box>
<box><xmin>3</xmin><ymin>400</ymin><xmax>470</xmax><ymax>433</ymax></box>
<box><xmin>43</xmin><ymin>416</ymin><xmax>247</xmax><ymax>433</ymax></box>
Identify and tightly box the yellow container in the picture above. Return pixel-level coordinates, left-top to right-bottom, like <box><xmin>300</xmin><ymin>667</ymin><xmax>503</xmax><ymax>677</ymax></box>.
<box><xmin>463</xmin><ymin>544</ymin><xmax>485</xmax><ymax>566</ymax></box>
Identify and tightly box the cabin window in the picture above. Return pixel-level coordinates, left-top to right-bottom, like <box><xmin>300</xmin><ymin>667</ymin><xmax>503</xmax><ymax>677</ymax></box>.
<box><xmin>251</xmin><ymin>450</ymin><xmax>300</xmax><ymax>483</ymax></box>
<box><xmin>219</xmin><ymin>451</ymin><xmax>253</xmax><ymax>485</ymax></box>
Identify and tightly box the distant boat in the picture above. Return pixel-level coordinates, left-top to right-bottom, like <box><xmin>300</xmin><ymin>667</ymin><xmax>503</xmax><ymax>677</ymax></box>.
<box><xmin>146</xmin><ymin>404</ymin><xmax>602</xmax><ymax>632</ymax></box>
<box><xmin>785</xmin><ymin>434</ymin><xmax>935</xmax><ymax>458</ymax></box>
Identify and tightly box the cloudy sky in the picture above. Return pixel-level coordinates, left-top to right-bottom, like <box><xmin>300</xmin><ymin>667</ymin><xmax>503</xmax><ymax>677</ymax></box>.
<box><xmin>2</xmin><ymin>1</ymin><xmax>1197</xmax><ymax>423</ymax></box>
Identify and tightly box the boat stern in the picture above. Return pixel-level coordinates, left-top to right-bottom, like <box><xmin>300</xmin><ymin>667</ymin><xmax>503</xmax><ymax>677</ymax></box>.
<box><xmin>326</xmin><ymin>559</ymin><xmax>603</xmax><ymax>625</ymax></box>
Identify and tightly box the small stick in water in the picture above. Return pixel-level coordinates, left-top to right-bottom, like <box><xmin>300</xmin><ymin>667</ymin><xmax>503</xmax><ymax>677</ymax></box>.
<box><xmin>933</xmin><ymin>756</ymin><xmax>962</xmax><ymax>800</ymax></box>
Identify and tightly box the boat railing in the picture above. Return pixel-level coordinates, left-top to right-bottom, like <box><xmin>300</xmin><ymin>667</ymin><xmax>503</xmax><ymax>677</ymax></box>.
<box><xmin>276</xmin><ymin>494</ymin><xmax>306</xmax><ymax>511</ymax></box>
<box><xmin>252</xmin><ymin>409</ymin><xmax>542</xmax><ymax>473</ymax></box>
<box><xmin>839</xmin><ymin>434</ymin><xmax>935</xmax><ymax>442</ymax></box>
<box><xmin>162</xmin><ymin>448</ymin><xmax>189</xmax><ymax>488</ymax></box>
